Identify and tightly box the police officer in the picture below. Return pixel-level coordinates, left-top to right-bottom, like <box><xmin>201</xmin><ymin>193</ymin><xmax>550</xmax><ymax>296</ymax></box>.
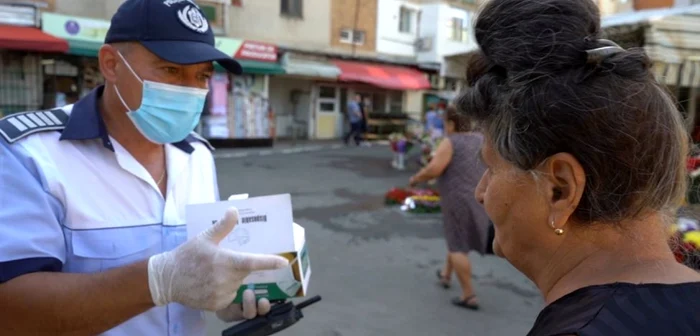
<box><xmin>0</xmin><ymin>0</ymin><xmax>288</xmax><ymax>335</ymax></box>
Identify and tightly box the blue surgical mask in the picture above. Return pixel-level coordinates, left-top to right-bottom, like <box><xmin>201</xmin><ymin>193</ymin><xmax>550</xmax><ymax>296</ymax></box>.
<box><xmin>114</xmin><ymin>51</ymin><xmax>209</xmax><ymax>144</ymax></box>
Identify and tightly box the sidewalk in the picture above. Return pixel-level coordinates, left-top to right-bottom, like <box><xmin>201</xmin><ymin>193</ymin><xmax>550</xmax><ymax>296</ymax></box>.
<box><xmin>212</xmin><ymin>139</ymin><xmax>373</xmax><ymax>159</ymax></box>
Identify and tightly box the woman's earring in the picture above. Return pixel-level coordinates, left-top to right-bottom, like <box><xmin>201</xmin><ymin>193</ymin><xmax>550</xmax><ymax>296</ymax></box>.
<box><xmin>550</xmin><ymin>219</ymin><xmax>564</xmax><ymax>236</ymax></box>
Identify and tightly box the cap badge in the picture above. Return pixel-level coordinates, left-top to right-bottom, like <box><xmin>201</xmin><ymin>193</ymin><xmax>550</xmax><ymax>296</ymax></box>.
<box><xmin>177</xmin><ymin>4</ymin><xmax>209</xmax><ymax>34</ymax></box>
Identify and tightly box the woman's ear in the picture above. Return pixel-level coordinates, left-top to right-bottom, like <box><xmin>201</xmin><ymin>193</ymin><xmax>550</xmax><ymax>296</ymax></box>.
<box><xmin>540</xmin><ymin>153</ymin><xmax>586</xmax><ymax>224</ymax></box>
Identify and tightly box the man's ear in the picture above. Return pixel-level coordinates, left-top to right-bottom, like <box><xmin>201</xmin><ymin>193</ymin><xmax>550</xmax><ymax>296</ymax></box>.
<box><xmin>98</xmin><ymin>44</ymin><xmax>120</xmax><ymax>83</ymax></box>
<box><xmin>539</xmin><ymin>152</ymin><xmax>586</xmax><ymax>226</ymax></box>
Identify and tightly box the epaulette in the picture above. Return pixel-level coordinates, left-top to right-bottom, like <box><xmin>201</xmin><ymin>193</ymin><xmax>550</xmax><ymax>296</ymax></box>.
<box><xmin>188</xmin><ymin>131</ymin><xmax>215</xmax><ymax>151</ymax></box>
<box><xmin>0</xmin><ymin>108</ymin><xmax>69</xmax><ymax>143</ymax></box>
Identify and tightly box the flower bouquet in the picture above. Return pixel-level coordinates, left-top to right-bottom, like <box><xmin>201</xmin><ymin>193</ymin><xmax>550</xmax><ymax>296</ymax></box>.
<box><xmin>401</xmin><ymin>195</ymin><xmax>441</xmax><ymax>214</ymax></box>
<box><xmin>385</xmin><ymin>187</ymin><xmax>414</xmax><ymax>205</ymax></box>
<box><xmin>687</xmin><ymin>156</ymin><xmax>700</xmax><ymax>205</ymax></box>
<box><xmin>670</xmin><ymin>218</ymin><xmax>700</xmax><ymax>270</ymax></box>
<box><xmin>385</xmin><ymin>187</ymin><xmax>440</xmax><ymax>208</ymax></box>
<box><xmin>389</xmin><ymin>132</ymin><xmax>415</xmax><ymax>170</ymax></box>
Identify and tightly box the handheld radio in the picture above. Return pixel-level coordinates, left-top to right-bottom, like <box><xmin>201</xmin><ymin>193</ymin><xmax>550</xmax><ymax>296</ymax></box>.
<box><xmin>221</xmin><ymin>295</ymin><xmax>322</xmax><ymax>336</ymax></box>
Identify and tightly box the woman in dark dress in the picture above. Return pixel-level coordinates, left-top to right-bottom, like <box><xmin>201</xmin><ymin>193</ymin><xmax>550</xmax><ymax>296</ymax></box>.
<box><xmin>457</xmin><ymin>0</ymin><xmax>700</xmax><ymax>335</ymax></box>
<box><xmin>409</xmin><ymin>107</ymin><xmax>491</xmax><ymax>310</ymax></box>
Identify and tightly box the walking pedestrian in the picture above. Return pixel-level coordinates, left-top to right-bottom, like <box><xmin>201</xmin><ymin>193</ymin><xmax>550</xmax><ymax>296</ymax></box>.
<box><xmin>344</xmin><ymin>94</ymin><xmax>363</xmax><ymax>146</ymax></box>
<box><xmin>409</xmin><ymin>106</ymin><xmax>490</xmax><ymax>310</ymax></box>
<box><xmin>0</xmin><ymin>1</ymin><xmax>288</xmax><ymax>335</ymax></box>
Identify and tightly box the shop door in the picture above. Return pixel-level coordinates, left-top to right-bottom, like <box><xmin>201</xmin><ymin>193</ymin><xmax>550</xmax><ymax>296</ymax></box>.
<box><xmin>293</xmin><ymin>91</ymin><xmax>311</xmax><ymax>139</ymax></box>
<box><xmin>315</xmin><ymin>85</ymin><xmax>340</xmax><ymax>139</ymax></box>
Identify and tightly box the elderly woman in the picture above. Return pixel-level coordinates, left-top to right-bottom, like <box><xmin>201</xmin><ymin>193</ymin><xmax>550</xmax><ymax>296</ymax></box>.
<box><xmin>459</xmin><ymin>0</ymin><xmax>700</xmax><ymax>334</ymax></box>
<box><xmin>409</xmin><ymin>106</ymin><xmax>490</xmax><ymax>310</ymax></box>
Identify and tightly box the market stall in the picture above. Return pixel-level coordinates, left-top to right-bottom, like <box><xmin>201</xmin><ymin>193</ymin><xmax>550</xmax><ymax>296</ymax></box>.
<box><xmin>200</xmin><ymin>38</ymin><xmax>284</xmax><ymax>148</ymax></box>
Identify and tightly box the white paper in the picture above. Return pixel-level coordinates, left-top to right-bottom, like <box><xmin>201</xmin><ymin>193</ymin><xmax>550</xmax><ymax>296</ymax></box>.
<box><xmin>186</xmin><ymin>194</ymin><xmax>295</xmax><ymax>254</ymax></box>
<box><xmin>228</xmin><ymin>193</ymin><xmax>249</xmax><ymax>201</ymax></box>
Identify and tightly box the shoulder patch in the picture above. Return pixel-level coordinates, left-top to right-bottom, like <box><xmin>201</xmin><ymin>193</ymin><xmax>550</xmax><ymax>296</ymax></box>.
<box><xmin>0</xmin><ymin>109</ymin><xmax>69</xmax><ymax>143</ymax></box>
<box><xmin>189</xmin><ymin>131</ymin><xmax>215</xmax><ymax>151</ymax></box>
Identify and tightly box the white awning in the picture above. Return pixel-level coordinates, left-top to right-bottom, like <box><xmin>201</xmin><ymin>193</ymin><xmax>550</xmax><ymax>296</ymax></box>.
<box><xmin>602</xmin><ymin>5</ymin><xmax>700</xmax><ymax>63</ymax></box>
<box><xmin>281</xmin><ymin>52</ymin><xmax>340</xmax><ymax>79</ymax></box>
<box><xmin>601</xmin><ymin>5</ymin><xmax>700</xmax><ymax>29</ymax></box>
<box><xmin>601</xmin><ymin>6</ymin><xmax>700</xmax><ymax>87</ymax></box>
<box><xmin>652</xmin><ymin>60</ymin><xmax>700</xmax><ymax>88</ymax></box>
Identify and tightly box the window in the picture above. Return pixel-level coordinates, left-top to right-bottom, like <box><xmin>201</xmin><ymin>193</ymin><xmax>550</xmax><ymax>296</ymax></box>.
<box><xmin>447</xmin><ymin>17</ymin><xmax>469</xmax><ymax>43</ymax></box>
<box><xmin>198</xmin><ymin>1</ymin><xmax>226</xmax><ymax>35</ymax></box>
<box><xmin>280</xmin><ymin>0</ymin><xmax>303</xmax><ymax>18</ymax></box>
<box><xmin>398</xmin><ymin>6</ymin><xmax>415</xmax><ymax>34</ymax></box>
<box><xmin>339</xmin><ymin>29</ymin><xmax>366</xmax><ymax>45</ymax></box>
<box><xmin>318</xmin><ymin>86</ymin><xmax>337</xmax><ymax>114</ymax></box>
<box><xmin>388</xmin><ymin>91</ymin><xmax>403</xmax><ymax>113</ymax></box>
<box><xmin>319</xmin><ymin>102</ymin><xmax>336</xmax><ymax>112</ymax></box>
<box><xmin>319</xmin><ymin>86</ymin><xmax>336</xmax><ymax>99</ymax></box>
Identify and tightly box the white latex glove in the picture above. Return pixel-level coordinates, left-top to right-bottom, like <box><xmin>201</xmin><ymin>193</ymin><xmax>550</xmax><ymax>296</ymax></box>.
<box><xmin>216</xmin><ymin>289</ymin><xmax>272</xmax><ymax>322</ymax></box>
<box><xmin>147</xmin><ymin>207</ymin><xmax>289</xmax><ymax>311</ymax></box>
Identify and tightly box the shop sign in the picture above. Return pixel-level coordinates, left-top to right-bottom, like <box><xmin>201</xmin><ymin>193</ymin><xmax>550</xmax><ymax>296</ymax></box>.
<box><xmin>215</xmin><ymin>37</ymin><xmax>244</xmax><ymax>56</ymax></box>
<box><xmin>0</xmin><ymin>4</ymin><xmax>37</xmax><ymax>27</ymax></box>
<box><xmin>41</xmin><ymin>12</ymin><xmax>109</xmax><ymax>42</ymax></box>
<box><xmin>235</xmin><ymin>41</ymin><xmax>278</xmax><ymax>63</ymax></box>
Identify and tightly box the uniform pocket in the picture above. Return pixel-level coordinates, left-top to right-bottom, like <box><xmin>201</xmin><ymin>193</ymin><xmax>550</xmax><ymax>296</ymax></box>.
<box><xmin>64</xmin><ymin>225</ymin><xmax>161</xmax><ymax>273</ymax></box>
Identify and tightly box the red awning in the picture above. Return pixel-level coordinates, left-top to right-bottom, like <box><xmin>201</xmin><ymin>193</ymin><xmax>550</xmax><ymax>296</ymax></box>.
<box><xmin>332</xmin><ymin>60</ymin><xmax>431</xmax><ymax>90</ymax></box>
<box><xmin>0</xmin><ymin>25</ymin><xmax>69</xmax><ymax>53</ymax></box>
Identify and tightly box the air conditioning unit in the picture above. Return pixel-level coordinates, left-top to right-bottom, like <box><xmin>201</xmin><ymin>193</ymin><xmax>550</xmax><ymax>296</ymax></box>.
<box><xmin>415</xmin><ymin>37</ymin><xmax>433</xmax><ymax>52</ymax></box>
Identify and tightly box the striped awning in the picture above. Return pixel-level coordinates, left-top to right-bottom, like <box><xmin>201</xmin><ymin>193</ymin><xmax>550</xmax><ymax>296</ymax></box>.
<box><xmin>603</xmin><ymin>5</ymin><xmax>700</xmax><ymax>87</ymax></box>
<box><xmin>652</xmin><ymin>60</ymin><xmax>700</xmax><ymax>88</ymax></box>
<box><xmin>642</xmin><ymin>9</ymin><xmax>700</xmax><ymax>64</ymax></box>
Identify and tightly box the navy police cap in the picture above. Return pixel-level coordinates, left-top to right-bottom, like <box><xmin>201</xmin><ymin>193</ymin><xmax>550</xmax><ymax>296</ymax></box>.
<box><xmin>105</xmin><ymin>0</ymin><xmax>242</xmax><ymax>75</ymax></box>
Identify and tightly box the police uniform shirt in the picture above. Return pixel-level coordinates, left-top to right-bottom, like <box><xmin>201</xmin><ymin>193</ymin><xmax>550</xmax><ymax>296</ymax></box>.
<box><xmin>0</xmin><ymin>85</ymin><xmax>219</xmax><ymax>336</ymax></box>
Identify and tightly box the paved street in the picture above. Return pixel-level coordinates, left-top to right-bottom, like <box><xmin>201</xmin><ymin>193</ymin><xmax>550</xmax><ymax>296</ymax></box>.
<box><xmin>207</xmin><ymin>145</ymin><xmax>543</xmax><ymax>336</ymax></box>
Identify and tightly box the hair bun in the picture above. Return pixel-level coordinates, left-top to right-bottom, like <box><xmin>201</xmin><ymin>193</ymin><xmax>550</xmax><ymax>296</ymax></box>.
<box><xmin>474</xmin><ymin>0</ymin><xmax>601</xmax><ymax>77</ymax></box>
<box><xmin>457</xmin><ymin>51</ymin><xmax>505</xmax><ymax>121</ymax></box>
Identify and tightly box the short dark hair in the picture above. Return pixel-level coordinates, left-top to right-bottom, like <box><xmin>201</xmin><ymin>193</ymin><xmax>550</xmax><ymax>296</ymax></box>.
<box><xmin>456</xmin><ymin>0</ymin><xmax>688</xmax><ymax>223</ymax></box>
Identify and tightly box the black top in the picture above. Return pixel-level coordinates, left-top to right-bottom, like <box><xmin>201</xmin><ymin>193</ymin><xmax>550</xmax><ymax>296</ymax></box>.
<box><xmin>527</xmin><ymin>282</ymin><xmax>700</xmax><ymax>336</ymax></box>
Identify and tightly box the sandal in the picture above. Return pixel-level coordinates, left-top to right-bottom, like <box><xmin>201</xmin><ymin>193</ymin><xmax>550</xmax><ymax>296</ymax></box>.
<box><xmin>436</xmin><ymin>269</ymin><xmax>451</xmax><ymax>289</ymax></box>
<box><xmin>451</xmin><ymin>295</ymin><xmax>480</xmax><ymax>310</ymax></box>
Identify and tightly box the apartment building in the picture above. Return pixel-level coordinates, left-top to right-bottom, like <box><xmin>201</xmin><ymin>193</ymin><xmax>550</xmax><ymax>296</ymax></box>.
<box><xmin>375</xmin><ymin>0</ymin><xmax>421</xmax><ymax>58</ymax></box>
<box><xmin>227</xmin><ymin>0</ymin><xmax>332</xmax><ymax>53</ymax></box>
<box><xmin>375</xmin><ymin>0</ymin><xmax>477</xmax><ymax>65</ymax></box>
<box><xmin>372</xmin><ymin>0</ymin><xmax>478</xmax><ymax>116</ymax></box>
<box><xmin>330</xmin><ymin>0</ymin><xmax>379</xmax><ymax>56</ymax></box>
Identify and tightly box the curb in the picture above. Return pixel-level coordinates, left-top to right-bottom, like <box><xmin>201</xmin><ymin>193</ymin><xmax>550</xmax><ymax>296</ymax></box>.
<box><xmin>213</xmin><ymin>144</ymin><xmax>346</xmax><ymax>159</ymax></box>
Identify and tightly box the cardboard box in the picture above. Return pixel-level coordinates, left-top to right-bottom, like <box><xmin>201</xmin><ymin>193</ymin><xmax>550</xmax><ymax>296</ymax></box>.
<box><xmin>186</xmin><ymin>194</ymin><xmax>311</xmax><ymax>303</ymax></box>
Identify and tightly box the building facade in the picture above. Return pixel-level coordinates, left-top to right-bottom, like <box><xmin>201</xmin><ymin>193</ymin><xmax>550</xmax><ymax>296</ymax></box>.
<box><xmin>226</xmin><ymin>0</ymin><xmax>332</xmax><ymax>53</ymax></box>
<box><xmin>2</xmin><ymin>0</ymin><xmax>438</xmax><ymax>143</ymax></box>
<box><xmin>375</xmin><ymin>0</ymin><xmax>421</xmax><ymax>58</ymax></box>
<box><xmin>330</xmin><ymin>0</ymin><xmax>379</xmax><ymax>56</ymax></box>
<box><xmin>0</xmin><ymin>2</ymin><xmax>69</xmax><ymax>116</ymax></box>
